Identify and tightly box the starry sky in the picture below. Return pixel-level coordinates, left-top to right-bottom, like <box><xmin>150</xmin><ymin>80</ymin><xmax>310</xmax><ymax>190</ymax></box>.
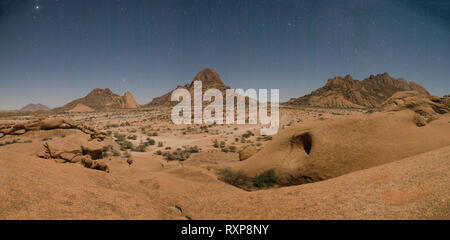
<box><xmin>0</xmin><ymin>0</ymin><xmax>449</xmax><ymax>110</ymax></box>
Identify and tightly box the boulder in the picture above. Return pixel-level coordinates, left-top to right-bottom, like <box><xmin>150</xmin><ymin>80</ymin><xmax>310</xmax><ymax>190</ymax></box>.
<box><xmin>380</xmin><ymin>91</ymin><xmax>450</xmax><ymax>117</ymax></box>
<box><xmin>12</xmin><ymin>124</ymin><xmax>25</xmax><ymax>131</ymax></box>
<box><xmin>12</xmin><ymin>129</ymin><xmax>26</xmax><ymax>135</ymax></box>
<box><xmin>70</xmin><ymin>155</ymin><xmax>86</xmax><ymax>164</ymax></box>
<box><xmin>60</xmin><ymin>152</ymin><xmax>76</xmax><ymax>162</ymax></box>
<box><xmin>54</xmin><ymin>159</ymin><xmax>67</xmax><ymax>164</ymax></box>
<box><xmin>1</xmin><ymin>128</ymin><xmax>14</xmax><ymax>135</ymax></box>
<box><xmin>44</xmin><ymin>141</ymin><xmax>82</xmax><ymax>157</ymax></box>
<box><xmin>239</xmin><ymin>146</ymin><xmax>257</xmax><ymax>161</ymax></box>
<box><xmin>40</xmin><ymin>118</ymin><xmax>65</xmax><ymax>130</ymax></box>
<box><xmin>126</xmin><ymin>156</ymin><xmax>134</xmax><ymax>166</ymax></box>
<box><xmin>81</xmin><ymin>156</ymin><xmax>109</xmax><ymax>173</ymax></box>
<box><xmin>81</xmin><ymin>143</ymin><xmax>103</xmax><ymax>160</ymax></box>
<box><xmin>92</xmin><ymin>161</ymin><xmax>110</xmax><ymax>173</ymax></box>
<box><xmin>24</xmin><ymin>120</ymin><xmax>41</xmax><ymax>131</ymax></box>
<box><xmin>62</xmin><ymin>119</ymin><xmax>77</xmax><ymax>127</ymax></box>
<box><xmin>414</xmin><ymin>114</ymin><xmax>427</xmax><ymax>127</ymax></box>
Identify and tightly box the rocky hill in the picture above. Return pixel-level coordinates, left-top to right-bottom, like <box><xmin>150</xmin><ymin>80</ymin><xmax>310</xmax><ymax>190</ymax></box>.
<box><xmin>54</xmin><ymin>88</ymin><xmax>140</xmax><ymax>112</ymax></box>
<box><xmin>19</xmin><ymin>103</ymin><xmax>50</xmax><ymax>112</ymax></box>
<box><xmin>287</xmin><ymin>73</ymin><xmax>430</xmax><ymax>108</ymax></box>
<box><xmin>145</xmin><ymin>68</ymin><xmax>230</xmax><ymax>106</ymax></box>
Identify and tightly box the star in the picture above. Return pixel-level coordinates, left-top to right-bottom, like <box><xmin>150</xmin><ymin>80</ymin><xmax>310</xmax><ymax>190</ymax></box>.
<box><xmin>35</xmin><ymin>5</ymin><xmax>40</xmax><ymax>10</ymax></box>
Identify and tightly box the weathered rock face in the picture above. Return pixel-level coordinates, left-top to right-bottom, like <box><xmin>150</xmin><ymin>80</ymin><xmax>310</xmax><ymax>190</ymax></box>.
<box><xmin>224</xmin><ymin>111</ymin><xmax>450</xmax><ymax>186</ymax></box>
<box><xmin>122</xmin><ymin>91</ymin><xmax>140</xmax><ymax>108</ymax></box>
<box><xmin>23</xmin><ymin>119</ymin><xmax>112</xmax><ymax>173</ymax></box>
<box><xmin>80</xmin><ymin>156</ymin><xmax>110</xmax><ymax>173</ymax></box>
<box><xmin>287</xmin><ymin>73</ymin><xmax>430</xmax><ymax>108</ymax></box>
<box><xmin>0</xmin><ymin>117</ymin><xmax>107</xmax><ymax>141</ymax></box>
<box><xmin>145</xmin><ymin>68</ymin><xmax>230</xmax><ymax>106</ymax></box>
<box><xmin>379</xmin><ymin>91</ymin><xmax>450</xmax><ymax>126</ymax></box>
<box><xmin>81</xmin><ymin>142</ymin><xmax>104</xmax><ymax>160</ymax></box>
<box><xmin>54</xmin><ymin>88</ymin><xmax>140</xmax><ymax>111</ymax></box>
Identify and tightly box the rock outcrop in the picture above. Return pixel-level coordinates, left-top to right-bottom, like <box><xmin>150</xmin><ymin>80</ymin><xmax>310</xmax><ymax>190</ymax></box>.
<box><xmin>223</xmin><ymin>110</ymin><xmax>450</xmax><ymax>186</ymax></box>
<box><xmin>54</xmin><ymin>88</ymin><xmax>140</xmax><ymax>111</ymax></box>
<box><xmin>379</xmin><ymin>91</ymin><xmax>450</xmax><ymax>126</ymax></box>
<box><xmin>145</xmin><ymin>68</ymin><xmax>230</xmax><ymax>106</ymax></box>
<box><xmin>287</xmin><ymin>73</ymin><xmax>430</xmax><ymax>108</ymax></box>
<box><xmin>123</xmin><ymin>91</ymin><xmax>140</xmax><ymax>108</ymax></box>
<box><xmin>38</xmin><ymin>140</ymin><xmax>110</xmax><ymax>173</ymax></box>
<box><xmin>16</xmin><ymin>118</ymin><xmax>112</xmax><ymax>173</ymax></box>
<box><xmin>0</xmin><ymin>117</ymin><xmax>107</xmax><ymax>141</ymax></box>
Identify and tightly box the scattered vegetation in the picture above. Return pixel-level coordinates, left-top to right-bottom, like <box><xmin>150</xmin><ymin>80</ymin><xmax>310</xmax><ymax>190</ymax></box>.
<box><xmin>162</xmin><ymin>145</ymin><xmax>201</xmax><ymax>161</ymax></box>
<box><xmin>0</xmin><ymin>139</ymin><xmax>19</xmax><ymax>146</ymax></box>
<box><xmin>217</xmin><ymin>169</ymin><xmax>278</xmax><ymax>191</ymax></box>
<box><xmin>146</xmin><ymin>138</ymin><xmax>155</xmax><ymax>145</ymax></box>
<box><xmin>252</xmin><ymin>169</ymin><xmax>277</xmax><ymax>188</ymax></box>
<box><xmin>127</xmin><ymin>135</ymin><xmax>137</xmax><ymax>140</ymax></box>
<box><xmin>242</xmin><ymin>130</ymin><xmax>255</xmax><ymax>139</ymax></box>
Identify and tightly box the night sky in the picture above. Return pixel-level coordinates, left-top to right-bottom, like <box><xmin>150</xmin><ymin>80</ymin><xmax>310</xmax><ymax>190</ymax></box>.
<box><xmin>0</xmin><ymin>0</ymin><xmax>449</xmax><ymax>110</ymax></box>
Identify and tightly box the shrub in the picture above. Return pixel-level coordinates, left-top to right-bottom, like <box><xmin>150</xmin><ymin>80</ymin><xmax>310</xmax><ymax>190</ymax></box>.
<box><xmin>119</xmin><ymin>141</ymin><xmax>133</xmax><ymax>151</ymax></box>
<box><xmin>217</xmin><ymin>169</ymin><xmax>278</xmax><ymax>191</ymax></box>
<box><xmin>213</xmin><ymin>139</ymin><xmax>219</xmax><ymax>148</ymax></box>
<box><xmin>127</xmin><ymin>135</ymin><xmax>137</xmax><ymax>140</ymax></box>
<box><xmin>123</xmin><ymin>151</ymin><xmax>131</xmax><ymax>158</ymax></box>
<box><xmin>242</xmin><ymin>131</ymin><xmax>254</xmax><ymax>139</ymax></box>
<box><xmin>146</xmin><ymin>138</ymin><xmax>155</xmax><ymax>145</ymax></box>
<box><xmin>112</xmin><ymin>150</ymin><xmax>121</xmax><ymax>156</ymax></box>
<box><xmin>162</xmin><ymin>146</ymin><xmax>201</xmax><ymax>161</ymax></box>
<box><xmin>253</xmin><ymin>169</ymin><xmax>278</xmax><ymax>188</ymax></box>
<box><xmin>114</xmin><ymin>133</ymin><xmax>126</xmax><ymax>142</ymax></box>
<box><xmin>228</xmin><ymin>146</ymin><xmax>236</xmax><ymax>153</ymax></box>
<box><xmin>133</xmin><ymin>143</ymin><xmax>147</xmax><ymax>152</ymax></box>
<box><xmin>217</xmin><ymin>169</ymin><xmax>252</xmax><ymax>190</ymax></box>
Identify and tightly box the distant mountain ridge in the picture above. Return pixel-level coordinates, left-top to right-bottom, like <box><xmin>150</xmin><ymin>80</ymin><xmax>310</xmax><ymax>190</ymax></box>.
<box><xmin>20</xmin><ymin>103</ymin><xmax>50</xmax><ymax>112</ymax></box>
<box><xmin>287</xmin><ymin>73</ymin><xmax>430</xmax><ymax>108</ymax></box>
<box><xmin>54</xmin><ymin>88</ymin><xmax>140</xmax><ymax>112</ymax></box>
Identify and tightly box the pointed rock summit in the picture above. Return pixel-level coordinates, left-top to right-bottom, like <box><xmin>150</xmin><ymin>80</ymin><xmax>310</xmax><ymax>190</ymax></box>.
<box><xmin>146</xmin><ymin>68</ymin><xmax>230</xmax><ymax>106</ymax></box>
<box><xmin>55</xmin><ymin>88</ymin><xmax>140</xmax><ymax>112</ymax></box>
<box><xmin>122</xmin><ymin>91</ymin><xmax>140</xmax><ymax>108</ymax></box>
<box><xmin>189</xmin><ymin>68</ymin><xmax>228</xmax><ymax>91</ymax></box>
<box><xmin>287</xmin><ymin>73</ymin><xmax>430</xmax><ymax>108</ymax></box>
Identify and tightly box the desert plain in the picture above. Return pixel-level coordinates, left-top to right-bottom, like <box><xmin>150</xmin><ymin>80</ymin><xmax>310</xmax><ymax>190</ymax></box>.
<box><xmin>0</xmin><ymin>69</ymin><xmax>449</xmax><ymax>220</ymax></box>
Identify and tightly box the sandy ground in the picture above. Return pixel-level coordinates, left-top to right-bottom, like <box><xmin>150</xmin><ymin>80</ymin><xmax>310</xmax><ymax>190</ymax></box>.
<box><xmin>0</xmin><ymin>106</ymin><xmax>448</xmax><ymax>219</ymax></box>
